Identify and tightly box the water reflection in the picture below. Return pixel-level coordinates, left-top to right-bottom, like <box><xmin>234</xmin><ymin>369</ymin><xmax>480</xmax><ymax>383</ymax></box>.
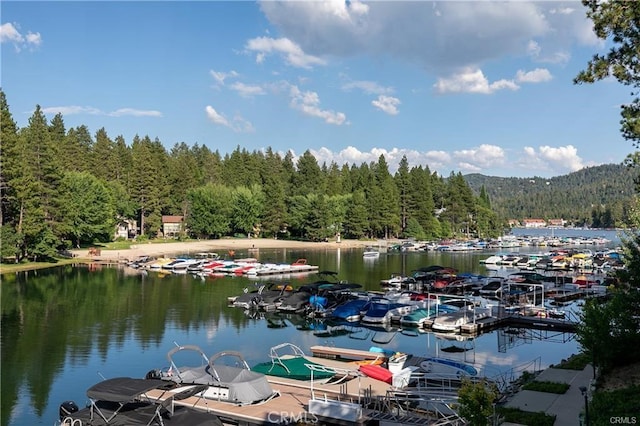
<box><xmin>1</xmin><ymin>241</ymin><xmax>617</xmax><ymax>425</ymax></box>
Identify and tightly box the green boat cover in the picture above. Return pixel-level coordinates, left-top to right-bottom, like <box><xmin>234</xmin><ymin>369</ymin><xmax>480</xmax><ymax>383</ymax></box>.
<box><xmin>252</xmin><ymin>356</ymin><xmax>336</xmax><ymax>381</ymax></box>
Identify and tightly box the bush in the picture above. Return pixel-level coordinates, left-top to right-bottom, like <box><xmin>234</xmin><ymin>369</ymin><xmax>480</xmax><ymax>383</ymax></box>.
<box><xmin>497</xmin><ymin>407</ymin><xmax>556</xmax><ymax>426</ymax></box>
<box><xmin>590</xmin><ymin>385</ymin><xmax>640</xmax><ymax>424</ymax></box>
<box><xmin>552</xmin><ymin>353</ymin><xmax>591</xmax><ymax>370</ymax></box>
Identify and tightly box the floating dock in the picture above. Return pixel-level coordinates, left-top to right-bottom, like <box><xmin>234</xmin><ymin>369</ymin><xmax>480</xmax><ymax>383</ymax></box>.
<box><xmin>255</xmin><ymin>265</ymin><xmax>319</xmax><ymax>276</ymax></box>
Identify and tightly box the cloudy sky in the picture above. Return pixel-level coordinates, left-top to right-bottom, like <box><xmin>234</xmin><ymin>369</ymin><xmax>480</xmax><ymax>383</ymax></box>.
<box><xmin>1</xmin><ymin>1</ymin><xmax>630</xmax><ymax>177</ymax></box>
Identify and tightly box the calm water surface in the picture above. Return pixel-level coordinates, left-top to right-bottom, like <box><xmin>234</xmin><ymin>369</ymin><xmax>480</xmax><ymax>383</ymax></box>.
<box><xmin>1</xmin><ymin>230</ymin><xmax>620</xmax><ymax>426</ymax></box>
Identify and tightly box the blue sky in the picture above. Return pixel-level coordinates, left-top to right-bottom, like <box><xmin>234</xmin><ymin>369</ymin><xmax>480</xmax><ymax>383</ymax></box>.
<box><xmin>1</xmin><ymin>1</ymin><xmax>631</xmax><ymax>178</ymax></box>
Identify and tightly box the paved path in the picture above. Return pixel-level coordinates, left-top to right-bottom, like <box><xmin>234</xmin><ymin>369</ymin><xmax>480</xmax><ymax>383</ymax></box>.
<box><xmin>504</xmin><ymin>364</ymin><xmax>593</xmax><ymax>425</ymax></box>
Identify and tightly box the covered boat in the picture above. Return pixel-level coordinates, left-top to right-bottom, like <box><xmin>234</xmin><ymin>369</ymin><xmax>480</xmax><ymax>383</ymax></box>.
<box><xmin>251</xmin><ymin>343</ymin><xmax>337</xmax><ymax>381</ymax></box>
<box><xmin>148</xmin><ymin>345</ymin><xmax>278</xmax><ymax>406</ymax></box>
<box><xmin>57</xmin><ymin>377</ymin><xmax>222</xmax><ymax>426</ymax></box>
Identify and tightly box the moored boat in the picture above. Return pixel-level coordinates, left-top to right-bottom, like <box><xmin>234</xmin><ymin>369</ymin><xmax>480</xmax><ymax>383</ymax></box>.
<box><xmin>57</xmin><ymin>377</ymin><xmax>222</xmax><ymax>426</ymax></box>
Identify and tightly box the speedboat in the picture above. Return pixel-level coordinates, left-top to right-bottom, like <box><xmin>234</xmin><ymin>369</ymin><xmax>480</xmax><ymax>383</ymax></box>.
<box><xmin>57</xmin><ymin>377</ymin><xmax>222</xmax><ymax>425</ymax></box>
<box><xmin>419</xmin><ymin>357</ymin><xmax>479</xmax><ymax>378</ymax></box>
<box><xmin>331</xmin><ymin>298</ymin><xmax>371</xmax><ymax>322</ymax></box>
<box><xmin>360</xmin><ymin>297</ymin><xmax>415</xmax><ymax>324</ymax></box>
<box><xmin>146</xmin><ymin>344</ymin><xmax>279</xmax><ymax>406</ymax></box>
<box><xmin>231</xmin><ymin>282</ymin><xmax>294</xmax><ymax>309</ymax></box>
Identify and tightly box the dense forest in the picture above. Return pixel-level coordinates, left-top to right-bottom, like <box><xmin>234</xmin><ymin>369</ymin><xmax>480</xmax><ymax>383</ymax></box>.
<box><xmin>465</xmin><ymin>164</ymin><xmax>635</xmax><ymax>228</ymax></box>
<box><xmin>2</xmin><ymin>87</ymin><xmax>634</xmax><ymax>262</ymax></box>
<box><xmin>0</xmin><ymin>90</ymin><xmax>506</xmax><ymax>262</ymax></box>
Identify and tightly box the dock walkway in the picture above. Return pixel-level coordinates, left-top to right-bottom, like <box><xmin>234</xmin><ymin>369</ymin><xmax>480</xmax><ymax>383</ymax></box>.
<box><xmin>504</xmin><ymin>364</ymin><xmax>593</xmax><ymax>425</ymax></box>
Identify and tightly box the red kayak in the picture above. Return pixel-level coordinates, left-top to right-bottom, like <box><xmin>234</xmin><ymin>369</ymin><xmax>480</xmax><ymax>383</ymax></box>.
<box><xmin>359</xmin><ymin>364</ymin><xmax>392</xmax><ymax>384</ymax></box>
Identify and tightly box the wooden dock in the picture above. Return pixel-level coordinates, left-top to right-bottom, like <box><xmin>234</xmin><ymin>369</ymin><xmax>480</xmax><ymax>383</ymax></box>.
<box><xmin>310</xmin><ymin>345</ymin><xmax>388</xmax><ymax>362</ymax></box>
<box><xmin>143</xmin><ymin>355</ymin><xmax>393</xmax><ymax>425</ymax></box>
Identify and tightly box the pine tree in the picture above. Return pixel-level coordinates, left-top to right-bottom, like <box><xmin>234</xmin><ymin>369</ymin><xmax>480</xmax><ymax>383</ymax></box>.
<box><xmin>10</xmin><ymin>106</ymin><xmax>63</xmax><ymax>259</ymax></box>
<box><xmin>0</xmin><ymin>89</ymin><xmax>18</xmax><ymax>227</ymax></box>
<box><xmin>260</xmin><ymin>148</ymin><xmax>288</xmax><ymax>237</ymax></box>
<box><xmin>394</xmin><ymin>155</ymin><xmax>411</xmax><ymax>235</ymax></box>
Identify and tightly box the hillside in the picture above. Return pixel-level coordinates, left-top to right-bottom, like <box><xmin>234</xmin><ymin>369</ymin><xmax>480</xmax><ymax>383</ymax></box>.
<box><xmin>464</xmin><ymin>163</ymin><xmax>636</xmax><ymax>226</ymax></box>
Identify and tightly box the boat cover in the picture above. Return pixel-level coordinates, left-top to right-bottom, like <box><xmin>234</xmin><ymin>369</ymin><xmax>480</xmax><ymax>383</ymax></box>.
<box><xmin>87</xmin><ymin>377</ymin><xmax>170</xmax><ymax>402</ymax></box>
<box><xmin>160</xmin><ymin>348</ymin><xmax>277</xmax><ymax>405</ymax></box>
<box><xmin>252</xmin><ymin>356</ymin><xmax>336</xmax><ymax>381</ymax></box>
<box><xmin>63</xmin><ymin>377</ymin><xmax>222</xmax><ymax>426</ymax></box>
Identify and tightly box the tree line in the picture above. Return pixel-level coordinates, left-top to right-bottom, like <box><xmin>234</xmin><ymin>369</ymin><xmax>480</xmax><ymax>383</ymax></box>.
<box><xmin>465</xmin><ymin>163</ymin><xmax>635</xmax><ymax>228</ymax></box>
<box><xmin>0</xmin><ymin>90</ymin><xmax>504</xmax><ymax>261</ymax></box>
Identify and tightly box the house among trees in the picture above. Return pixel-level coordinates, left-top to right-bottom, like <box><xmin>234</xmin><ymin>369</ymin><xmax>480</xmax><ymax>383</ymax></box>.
<box><xmin>161</xmin><ymin>215</ymin><xmax>184</xmax><ymax>238</ymax></box>
<box><xmin>115</xmin><ymin>219</ymin><xmax>137</xmax><ymax>240</ymax></box>
<box><xmin>523</xmin><ymin>218</ymin><xmax>547</xmax><ymax>228</ymax></box>
<box><xmin>508</xmin><ymin>219</ymin><xmax>520</xmax><ymax>227</ymax></box>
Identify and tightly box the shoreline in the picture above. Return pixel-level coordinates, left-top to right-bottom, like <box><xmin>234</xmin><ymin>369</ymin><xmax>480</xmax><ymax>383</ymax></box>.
<box><xmin>71</xmin><ymin>238</ymin><xmax>383</xmax><ymax>262</ymax></box>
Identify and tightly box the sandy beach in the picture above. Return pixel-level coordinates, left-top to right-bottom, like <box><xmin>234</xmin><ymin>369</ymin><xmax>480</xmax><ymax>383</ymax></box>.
<box><xmin>71</xmin><ymin>238</ymin><xmax>385</xmax><ymax>262</ymax></box>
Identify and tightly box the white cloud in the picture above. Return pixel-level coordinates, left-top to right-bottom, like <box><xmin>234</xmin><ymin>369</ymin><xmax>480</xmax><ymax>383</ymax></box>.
<box><xmin>258</xmin><ymin>1</ymin><xmax>598</xmax><ymax>73</ymax></box>
<box><xmin>205</xmin><ymin>105</ymin><xmax>254</xmax><ymax>133</ymax></box>
<box><xmin>434</xmin><ymin>68</ymin><xmax>519</xmax><ymax>95</ymax></box>
<box><xmin>519</xmin><ymin>145</ymin><xmax>585</xmax><ymax>174</ymax></box>
<box><xmin>245</xmin><ymin>36</ymin><xmax>326</xmax><ymax>69</ymax></box>
<box><xmin>0</xmin><ymin>22</ymin><xmax>42</xmax><ymax>51</ymax></box>
<box><xmin>210</xmin><ymin>70</ymin><xmax>239</xmax><ymax>86</ymax></box>
<box><xmin>292</xmin><ymin>143</ymin><xmax>592</xmax><ymax>178</ymax></box>
<box><xmin>109</xmin><ymin>108</ymin><xmax>162</xmax><ymax>117</ymax></box>
<box><xmin>372</xmin><ymin>95</ymin><xmax>400</xmax><ymax>115</ymax></box>
<box><xmin>41</xmin><ymin>105</ymin><xmax>162</xmax><ymax>117</ymax></box>
<box><xmin>515</xmin><ymin>68</ymin><xmax>553</xmax><ymax>83</ymax></box>
<box><xmin>288</xmin><ymin>84</ymin><xmax>347</xmax><ymax>125</ymax></box>
<box><xmin>454</xmin><ymin>144</ymin><xmax>506</xmax><ymax>168</ymax></box>
<box><xmin>42</xmin><ymin>106</ymin><xmax>103</xmax><ymax>116</ymax></box>
<box><xmin>25</xmin><ymin>31</ymin><xmax>42</xmax><ymax>46</ymax></box>
<box><xmin>341</xmin><ymin>79</ymin><xmax>393</xmax><ymax>96</ymax></box>
<box><xmin>230</xmin><ymin>82</ymin><xmax>266</xmax><ymax>98</ymax></box>
<box><xmin>205</xmin><ymin>106</ymin><xmax>229</xmax><ymax>126</ymax></box>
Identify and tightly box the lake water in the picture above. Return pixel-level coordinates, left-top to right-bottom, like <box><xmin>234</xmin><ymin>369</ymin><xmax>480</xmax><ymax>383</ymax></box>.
<box><xmin>1</xmin><ymin>229</ymin><xmax>621</xmax><ymax>426</ymax></box>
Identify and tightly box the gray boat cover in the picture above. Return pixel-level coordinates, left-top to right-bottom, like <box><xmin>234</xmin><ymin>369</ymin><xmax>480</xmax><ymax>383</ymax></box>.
<box><xmin>169</xmin><ymin>364</ymin><xmax>275</xmax><ymax>404</ymax></box>
<box><xmin>161</xmin><ymin>348</ymin><xmax>277</xmax><ymax>405</ymax></box>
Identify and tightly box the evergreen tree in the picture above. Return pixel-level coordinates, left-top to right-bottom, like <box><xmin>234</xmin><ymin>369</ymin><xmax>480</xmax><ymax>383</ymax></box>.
<box><xmin>292</xmin><ymin>150</ymin><xmax>324</xmax><ymax>196</ymax></box>
<box><xmin>306</xmin><ymin>194</ymin><xmax>329</xmax><ymax>241</ymax></box>
<box><xmin>574</xmin><ymin>1</ymin><xmax>640</xmax><ymax>182</ymax></box>
<box><xmin>48</xmin><ymin>113</ymin><xmax>67</xmax><ymax>168</ymax></box>
<box><xmin>10</xmin><ymin>106</ymin><xmax>63</xmax><ymax>259</ymax></box>
<box><xmin>408</xmin><ymin>166</ymin><xmax>438</xmax><ymax>239</ymax></box>
<box><xmin>112</xmin><ymin>135</ymin><xmax>132</xmax><ymax>186</ymax></box>
<box><xmin>325</xmin><ymin>162</ymin><xmax>343</xmax><ymax>196</ymax></box>
<box><xmin>340</xmin><ymin>163</ymin><xmax>353</xmax><ymax>194</ymax></box>
<box><xmin>0</xmin><ymin>89</ymin><xmax>18</xmax><ymax>227</ymax></box>
<box><xmin>92</xmin><ymin>128</ymin><xmax>115</xmax><ymax>181</ymax></box>
<box><xmin>260</xmin><ymin>148</ymin><xmax>288</xmax><ymax>237</ymax></box>
<box><xmin>369</xmin><ymin>155</ymin><xmax>400</xmax><ymax>238</ymax></box>
<box><xmin>167</xmin><ymin>142</ymin><xmax>200</xmax><ymax>216</ymax></box>
<box><xmin>394</xmin><ymin>155</ymin><xmax>411</xmax><ymax>235</ymax></box>
<box><xmin>130</xmin><ymin>135</ymin><xmax>164</xmax><ymax>236</ymax></box>
<box><xmin>478</xmin><ymin>185</ymin><xmax>491</xmax><ymax>209</ymax></box>
<box><xmin>286</xmin><ymin>195</ymin><xmax>312</xmax><ymax>239</ymax></box>
<box><xmin>63</xmin><ymin>125</ymin><xmax>94</xmax><ymax>173</ymax></box>
<box><xmin>344</xmin><ymin>191</ymin><xmax>368</xmax><ymax>239</ymax></box>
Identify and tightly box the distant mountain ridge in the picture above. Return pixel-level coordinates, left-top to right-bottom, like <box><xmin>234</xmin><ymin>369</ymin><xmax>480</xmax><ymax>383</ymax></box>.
<box><xmin>464</xmin><ymin>163</ymin><xmax>636</xmax><ymax>226</ymax></box>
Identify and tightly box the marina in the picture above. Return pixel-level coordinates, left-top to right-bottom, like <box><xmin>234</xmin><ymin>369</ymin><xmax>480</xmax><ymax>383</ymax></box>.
<box><xmin>2</xmin><ymin>229</ymin><xmax>622</xmax><ymax>425</ymax></box>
